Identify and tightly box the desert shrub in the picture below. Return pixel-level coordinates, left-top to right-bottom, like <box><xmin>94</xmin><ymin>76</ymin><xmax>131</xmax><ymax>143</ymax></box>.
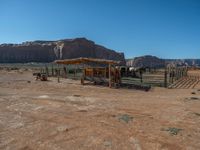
<box><xmin>161</xmin><ymin>127</ymin><xmax>183</xmax><ymax>135</ymax></box>
<box><xmin>118</xmin><ymin>114</ymin><xmax>133</xmax><ymax>123</ymax></box>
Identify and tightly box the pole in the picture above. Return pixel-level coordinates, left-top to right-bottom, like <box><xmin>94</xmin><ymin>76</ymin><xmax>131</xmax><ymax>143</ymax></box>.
<box><xmin>109</xmin><ymin>64</ymin><xmax>112</xmax><ymax>88</ymax></box>
<box><xmin>81</xmin><ymin>68</ymin><xmax>85</xmax><ymax>85</ymax></box>
<box><xmin>164</xmin><ymin>68</ymin><xmax>167</xmax><ymax>88</ymax></box>
<box><xmin>51</xmin><ymin>64</ymin><xmax>54</xmax><ymax>77</ymax></box>
<box><xmin>57</xmin><ymin>64</ymin><xmax>60</xmax><ymax>83</ymax></box>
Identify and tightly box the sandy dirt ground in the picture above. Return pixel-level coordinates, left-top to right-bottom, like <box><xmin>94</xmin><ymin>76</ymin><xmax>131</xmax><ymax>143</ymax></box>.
<box><xmin>0</xmin><ymin>70</ymin><xmax>200</xmax><ymax>150</ymax></box>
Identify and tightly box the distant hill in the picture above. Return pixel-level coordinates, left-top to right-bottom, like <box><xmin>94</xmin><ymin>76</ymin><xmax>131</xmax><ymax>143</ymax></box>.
<box><xmin>0</xmin><ymin>38</ymin><xmax>125</xmax><ymax>64</ymax></box>
<box><xmin>126</xmin><ymin>55</ymin><xmax>165</xmax><ymax>68</ymax></box>
<box><xmin>127</xmin><ymin>55</ymin><xmax>200</xmax><ymax>68</ymax></box>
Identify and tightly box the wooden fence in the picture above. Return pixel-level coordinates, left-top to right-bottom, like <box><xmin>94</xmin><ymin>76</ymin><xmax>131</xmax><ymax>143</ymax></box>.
<box><xmin>120</xmin><ymin>66</ymin><xmax>188</xmax><ymax>88</ymax></box>
<box><xmin>40</xmin><ymin>64</ymin><xmax>191</xmax><ymax>88</ymax></box>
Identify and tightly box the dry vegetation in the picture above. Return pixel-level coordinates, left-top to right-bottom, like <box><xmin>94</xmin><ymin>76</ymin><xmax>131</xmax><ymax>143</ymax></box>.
<box><xmin>0</xmin><ymin>68</ymin><xmax>200</xmax><ymax>150</ymax></box>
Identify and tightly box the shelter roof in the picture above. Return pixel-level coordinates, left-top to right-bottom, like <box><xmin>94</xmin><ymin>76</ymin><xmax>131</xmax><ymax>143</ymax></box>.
<box><xmin>54</xmin><ymin>57</ymin><xmax>120</xmax><ymax>65</ymax></box>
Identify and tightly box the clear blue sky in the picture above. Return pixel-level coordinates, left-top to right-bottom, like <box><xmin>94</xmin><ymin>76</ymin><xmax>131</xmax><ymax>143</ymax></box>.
<box><xmin>0</xmin><ymin>0</ymin><xmax>200</xmax><ymax>59</ymax></box>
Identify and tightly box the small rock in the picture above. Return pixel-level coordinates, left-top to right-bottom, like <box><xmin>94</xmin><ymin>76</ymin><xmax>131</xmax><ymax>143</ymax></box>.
<box><xmin>194</xmin><ymin>112</ymin><xmax>200</xmax><ymax>116</ymax></box>
<box><xmin>104</xmin><ymin>140</ymin><xmax>112</xmax><ymax>147</ymax></box>
<box><xmin>78</xmin><ymin>109</ymin><xmax>87</xmax><ymax>112</ymax></box>
<box><xmin>190</xmin><ymin>97</ymin><xmax>199</xmax><ymax>100</ymax></box>
<box><xmin>56</xmin><ymin>125</ymin><xmax>70</xmax><ymax>132</ymax></box>
<box><xmin>129</xmin><ymin>137</ymin><xmax>142</xmax><ymax>150</ymax></box>
<box><xmin>73</xmin><ymin>95</ymin><xmax>81</xmax><ymax>97</ymax></box>
<box><xmin>38</xmin><ymin>95</ymin><xmax>49</xmax><ymax>99</ymax></box>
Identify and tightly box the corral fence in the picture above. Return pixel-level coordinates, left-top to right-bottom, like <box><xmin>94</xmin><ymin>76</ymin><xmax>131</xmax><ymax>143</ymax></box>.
<box><xmin>40</xmin><ymin>63</ymin><xmax>84</xmax><ymax>80</ymax></box>
<box><xmin>39</xmin><ymin>63</ymin><xmax>197</xmax><ymax>88</ymax></box>
<box><xmin>168</xmin><ymin>67</ymin><xmax>200</xmax><ymax>89</ymax></box>
<box><xmin>120</xmin><ymin>66</ymin><xmax>188</xmax><ymax>88</ymax></box>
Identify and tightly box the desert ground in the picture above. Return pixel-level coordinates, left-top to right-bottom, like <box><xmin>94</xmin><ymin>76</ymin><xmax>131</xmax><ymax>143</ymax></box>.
<box><xmin>0</xmin><ymin>69</ymin><xmax>200</xmax><ymax>150</ymax></box>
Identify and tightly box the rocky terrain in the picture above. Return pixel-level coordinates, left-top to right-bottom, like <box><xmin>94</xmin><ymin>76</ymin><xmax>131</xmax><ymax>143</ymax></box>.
<box><xmin>0</xmin><ymin>38</ymin><xmax>125</xmax><ymax>64</ymax></box>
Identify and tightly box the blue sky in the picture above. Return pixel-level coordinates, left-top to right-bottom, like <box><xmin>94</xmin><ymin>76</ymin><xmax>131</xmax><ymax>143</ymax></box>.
<box><xmin>0</xmin><ymin>0</ymin><xmax>200</xmax><ymax>59</ymax></box>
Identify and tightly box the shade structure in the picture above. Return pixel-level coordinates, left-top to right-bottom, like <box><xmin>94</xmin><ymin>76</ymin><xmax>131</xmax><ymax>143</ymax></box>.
<box><xmin>54</xmin><ymin>57</ymin><xmax>120</xmax><ymax>65</ymax></box>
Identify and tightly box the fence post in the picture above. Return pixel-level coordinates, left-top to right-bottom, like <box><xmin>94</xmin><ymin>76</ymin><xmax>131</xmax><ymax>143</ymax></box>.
<box><xmin>140</xmin><ymin>70</ymin><xmax>143</xmax><ymax>83</ymax></box>
<box><xmin>51</xmin><ymin>64</ymin><xmax>54</xmax><ymax>77</ymax></box>
<box><xmin>57</xmin><ymin>64</ymin><xmax>60</xmax><ymax>83</ymax></box>
<box><xmin>109</xmin><ymin>64</ymin><xmax>112</xmax><ymax>88</ymax></box>
<box><xmin>164</xmin><ymin>68</ymin><xmax>168</xmax><ymax>88</ymax></box>
<box><xmin>45</xmin><ymin>64</ymin><xmax>49</xmax><ymax>76</ymax></box>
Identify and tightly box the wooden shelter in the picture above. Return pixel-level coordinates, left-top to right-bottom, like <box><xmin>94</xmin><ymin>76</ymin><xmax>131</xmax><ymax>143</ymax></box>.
<box><xmin>54</xmin><ymin>57</ymin><xmax>120</xmax><ymax>88</ymax></box>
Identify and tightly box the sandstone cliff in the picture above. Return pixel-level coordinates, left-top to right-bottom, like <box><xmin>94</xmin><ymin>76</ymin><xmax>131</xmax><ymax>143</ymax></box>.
<box><xmin>0</xmin><ymin>38</ymin><xmax>125</xmax><ymax>64</ymax></box>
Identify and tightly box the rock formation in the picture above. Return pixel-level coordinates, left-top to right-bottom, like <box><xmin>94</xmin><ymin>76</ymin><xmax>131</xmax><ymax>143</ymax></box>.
<box><xmin>126</xmin><ymin>55</ymin><xmax>165</xmax><ymax>68</ymax></box>
<box><xmin>0</xmin><ymin>38</ymin><xmax>125</xmax><ymax>64</ymax></box>
<box><xmin>127</xmin><ymin>55</ymin><xmax>200</xmax><ymax>68</ymax></box>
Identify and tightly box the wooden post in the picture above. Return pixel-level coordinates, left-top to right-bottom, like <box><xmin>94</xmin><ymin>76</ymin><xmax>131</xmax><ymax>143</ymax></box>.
<box><xmin>51</xmin><ymin>64</ymin><xmax>54</xmax><ymax>77</ymax></box>
<box><xmin>66</xmin><ymin>65</ymin><xmax>68</xmax><ymax>78</ymax></box>
<box><xmin>81</xmin><ymin>68</ymin><xmax>85</xmax><ymax>85</ymax></box>
<box><xmin>118</xmin><ymin>68</ymin><xmax>122</xmax><ymax>85</ymax></box>
<box><xmin>182</xmin><ymin>68</ymin><xmax>184</xmax><ymax>77</ymax></box>
<box><xmin>175</xmin><ymin>68</ymin><xmax>178</xmax><ymax>80</ymax></box>
<box><xmin>185</xmin><ymin>67</ymin><xmax>188</xmax><ymax>76</ymax></box>
<box><xmin>126</xmin><ymin>67</ymin><xmax>128</xmax><ymax>77</ymax></box>
<box><xmin>45</xmin><ymin>64</ymin><xmax>49</xmax><ymax>76</ymax></box>
<box><xmin>63</xmin><ymin>65</ymin><xmax>67</xmax><ymax>78</ymax></box>
<box><xmin>181</xmin><ymin>68</ymin><xmax>183</xmax><ymax>78</ymax></box>
<box><xmin>109</xmin><ymin>64</ymin><xmax>112</xmax><ymax>88</ymax></box>
<box><xmin>169</xmin><ymin>67</ymin><xmax>172</xmax><ymax>84</ymax></box>
<box><xmin>140</xmin><ymin>70</ymin><xmax>143</xmax><ymax>83</ymax></box>
<box><xmin>104</xmin><ymin>67</ymin><xmax>107</xmax><ymax>78</ymax></box>
<box><xmin>57</xmin><ymin>64</ymin><xmax>60</xmax><ymax>83</ymax></box>
<box><xmin>92</xmin><ymin>68</ymin><xmax>94</xmax><ymax>78</ymax></box>
<box><xmin>74</xmin><ymin>65</ymin><xmax>77</xmax><ymax>78</ymax></box>
<box><xmin>172</xmin><ymin>67</ymin><xmax>174</xmax><ymax>83</ymax></box>
<box><xmin>178</xmin><ymin>68</ymin><xmax>180</xmax><ymax>80</ymax></box>
<box><xmin>164</xmin><ymin>68</ymin><xmax>167</xmax><ymax>88</ymax></box>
